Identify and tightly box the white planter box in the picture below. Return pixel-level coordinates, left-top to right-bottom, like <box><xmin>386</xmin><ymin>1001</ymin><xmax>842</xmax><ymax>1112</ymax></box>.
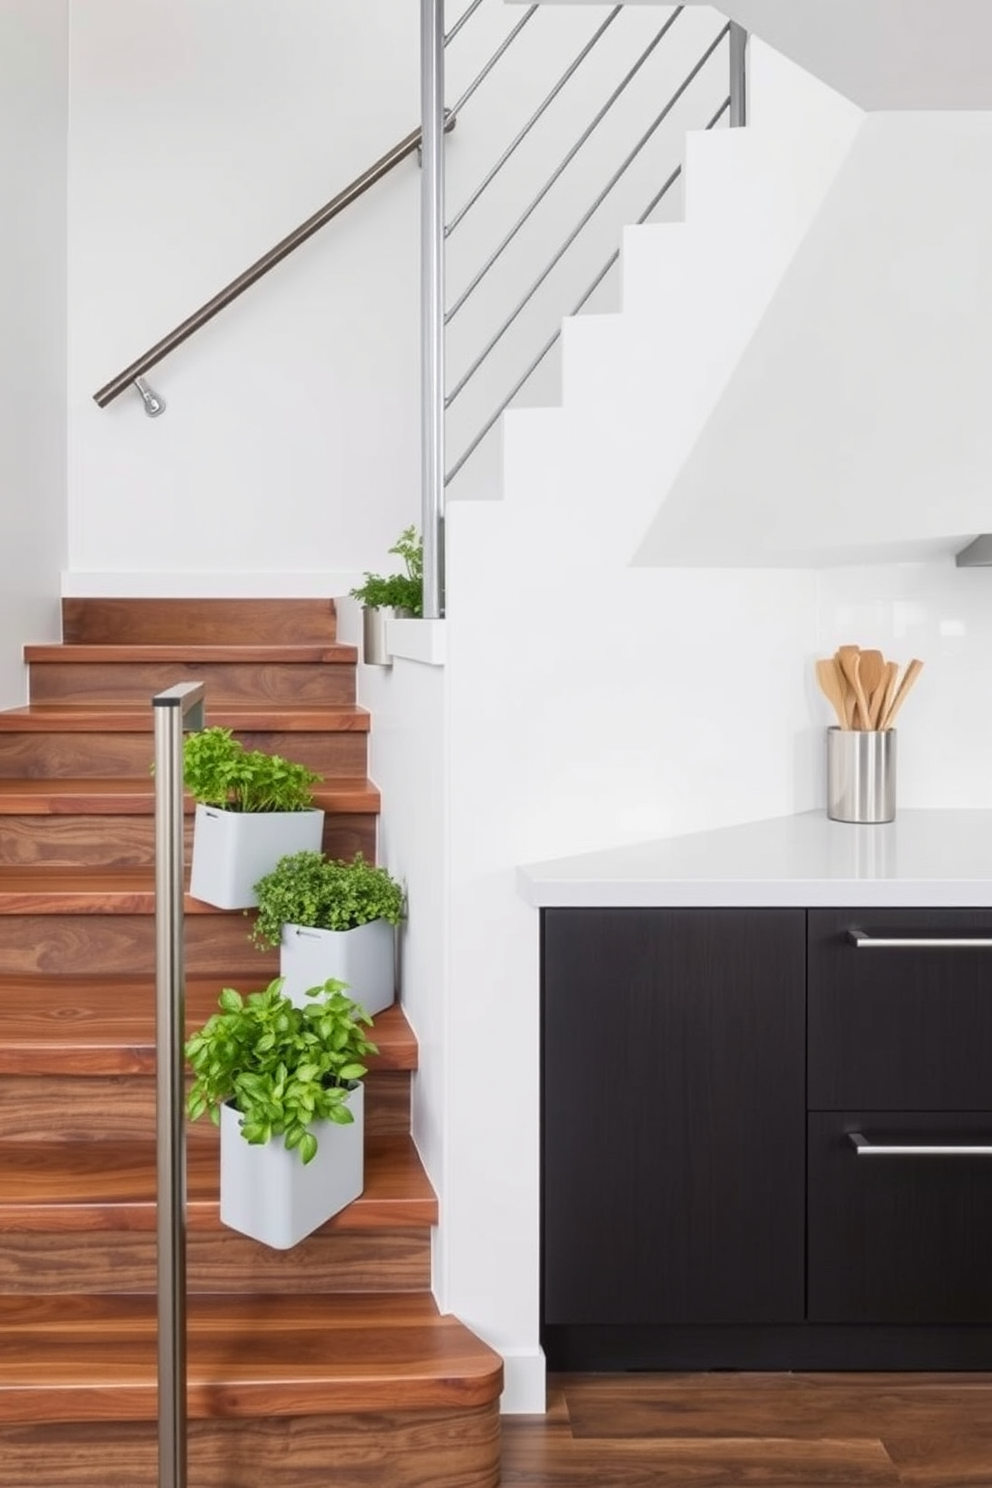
<box><xmin>188</xmin><ymin>804</ymin><xmax>325</xmax><ymax>910</ymax></box>
<box><xmin>279</xmin><ymin>918</ymin><xmax>396</xmax><ymax>1016</ymax></box>
<box><xmin>219</xmin><ymin>1083</ymin><xmax>364</xmax><ymax>1250</ymax></box>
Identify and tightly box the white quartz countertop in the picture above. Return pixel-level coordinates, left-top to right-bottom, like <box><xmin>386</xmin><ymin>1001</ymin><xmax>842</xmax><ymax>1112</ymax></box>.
<box><xmin>516</xmin><ymin>810</ymin><xmax>992</xmax><ymax>908</ymax></box>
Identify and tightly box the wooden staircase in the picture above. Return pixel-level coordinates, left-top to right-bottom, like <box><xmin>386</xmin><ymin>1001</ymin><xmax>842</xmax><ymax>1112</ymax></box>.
<box><xmin>0</xmin><ymin>598</ymin><xmax>502</xmax><ymax>1488</ymax></box>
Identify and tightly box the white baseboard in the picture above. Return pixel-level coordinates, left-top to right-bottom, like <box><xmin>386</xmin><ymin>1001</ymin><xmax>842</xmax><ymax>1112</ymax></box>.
<box><xmin>498</xmin><ymin>1347</ymin><xmax>547</xmax><ymax>1415</ymax></box>
<box><xmin>61</xmin><ymin>571</ymin><xmax>362</xmax><ymax>599</ymax></box>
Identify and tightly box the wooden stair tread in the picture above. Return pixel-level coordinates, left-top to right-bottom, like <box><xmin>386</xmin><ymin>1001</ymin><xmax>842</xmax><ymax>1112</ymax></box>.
<box><xmin>0</xmin><ymin>777</ymin><xmax>381</xmax><ymax>815</ymax></box>
<box><xmin>0</xmin><ymin>1292</ymin><xmax>503</xmax><ymax>1420</ymax></box>
<box><xmin>0</xmin><ymin>1134</ymin><xmax>436</xmax><ymax>1231</ymax></box>
<box><xmin>0</xmin><ymin>703</ymin><xmax>370</xmax><ymax>732</ymax></box>
<box><xmin>24</xmin><ymin>643</ymin><xmax>357</xmax><ymax>664</ymax></box>
<box><xmin>0</xmin><ymin>983</ymin><xmax>417</xmax><ymax>1073</ymax></box>
<box><xmin>62</xmin><ymin>597</ymin><xmax>340</xmax><ymax>646</ymax></box>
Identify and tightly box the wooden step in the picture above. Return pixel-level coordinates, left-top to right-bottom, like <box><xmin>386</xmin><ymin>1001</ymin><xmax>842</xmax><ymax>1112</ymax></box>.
<box><xmin>0</xmin><ymin>705</ymin><xmax>371</xmax><ymax>779</ymax></box>
<box><xmin>0</xmin><ymin>912</ymin><xmax>277</xmax><ymax>977</ymax></box>
<box><xmin>0</xmin><ymin>779</ymin><xmax>379</xmax><ymax>866</ymax></box>
<box><xmin>0</xmin><ymin>1402</ymin><xmax>501</xmax><ymax>1488</ymax></box>
<box><xmin>62</xmin><ymin>597</ymin><xmax>340</xmax><ymax>646</ymax></box>
<box><xmin>0</xmin><ymin>1134</ymin><xmax>437</xmax><ymax>1233</ymax></box>
<box><xmin>0</xmin><ymin>1292</ymin><xmax>503</xmax><ymax>1421</ymax></box>
<box><xmin>25</xmin><ymin>646</ymin><xmax>357</xmax><ymax>706</ymax></box>
<box><xmin>0</xmin><ymin>982</ymin><xmax>416</xmax><ymax>1076</ymax></box>
<box><xmin>0</xmin><ymin>1226</ymin><xmax>431</xmax><ymax>1297</ymax></box>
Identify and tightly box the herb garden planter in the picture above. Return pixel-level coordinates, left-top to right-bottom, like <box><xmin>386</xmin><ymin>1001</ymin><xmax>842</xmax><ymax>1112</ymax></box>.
<box><xmin>189</xmin><ymin>804</ymin><xmax>325</xmax><ymax>911</ymax></box>
<box><xmin>280</xmin><ymin>918</ymin><xmax>396</xmax><ymax>1016</ymax></box>
<box><xmin>219</xmin><ymin>1083</ymin><xmax>364</xmax><ymax>1250</ymax></box>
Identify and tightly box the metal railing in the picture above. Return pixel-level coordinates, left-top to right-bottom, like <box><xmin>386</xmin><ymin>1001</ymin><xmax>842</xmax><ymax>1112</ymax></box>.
<box><xmin>153</xmin><ymin>681</ymin><xmax>205</xmax><ymax>1488</ymax></box>
<box><xmin>94</xmin><ymin>7</ymin><xmax>747</xmax><ymax>621</ymax></box>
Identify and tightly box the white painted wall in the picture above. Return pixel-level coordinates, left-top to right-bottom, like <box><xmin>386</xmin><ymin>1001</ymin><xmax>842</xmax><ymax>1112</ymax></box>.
<box><xmin>0</xmin><ymin>0</ymin><xmax>68</xmax><ymax>706</ymax></box>
<box><xmin>638</xmin><ymin>111</ymin><xmax>992</xmax><ymax>568</ymax></box>
<box><xmin>64</xmin><ymin>1</ymin><xmax>728</xmax><ymax>593</ymax></box>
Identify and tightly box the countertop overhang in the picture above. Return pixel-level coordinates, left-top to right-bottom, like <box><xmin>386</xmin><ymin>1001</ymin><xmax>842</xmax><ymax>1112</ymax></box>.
<box><xmin>517</xmin><ymin>810</ymin><xmax>992</xmax><ymax>909</ymax></box>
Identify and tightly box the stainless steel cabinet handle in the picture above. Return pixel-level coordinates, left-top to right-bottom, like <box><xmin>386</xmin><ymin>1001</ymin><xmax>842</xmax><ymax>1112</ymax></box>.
<box><xmin>847</xmin><ymin>931</ymin><xmax>992</xmax><ymax>949</ymax></box>
<box><xmin>849</xmin><ymin>1132</ymin><xmax>992</xmax><ymax>1156</ymax></box>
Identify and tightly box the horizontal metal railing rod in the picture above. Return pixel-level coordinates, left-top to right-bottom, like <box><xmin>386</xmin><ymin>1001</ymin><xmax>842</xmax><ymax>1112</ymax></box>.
<box><xmin>445</xmin><ymin>5</ymin><xmax>684</xmax><ymax>324</ymax></box>
<box><xmin>446</xmin><ymin>6</ymin><xmax>622</xmax><ymax>237</ymax></box>
<box><xmin>93</xmin><ymin>125</ymin><xmax>425</xmax><ymax>407</ymax></box>
<box><xmin>445</xmin><ymin>0</ymin><xmax>486</xmax><ymax>47</ymax></box>
<box><xmin>444</xmin><ymin>96</ymin><xmax>730</xmax><ymax>485</ymax></box>
<box><xmin>446</xmin><ymin>23</ymin><xmax>729</xmax><ymax>408</ymax></box>
<box><xmin>448</xmin><ymin>5</ymin><xmax>539</xmax><ymax>124</ymax></box>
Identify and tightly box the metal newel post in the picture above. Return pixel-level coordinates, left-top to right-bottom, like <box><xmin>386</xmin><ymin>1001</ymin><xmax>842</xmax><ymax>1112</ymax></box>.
<box><xmin>421</xmin><ymin>0</ymin><xmax>446</xmax><ymax>619</ymax></box>
<box><xmin>153</xmin><ymin>681</ymin><xmax>205</xmax><ymax>1488</ymax></box>
<box><xmin>729</xmin><ymin>23</ymin><xmax>748</xmax><ymax>127</ymax></box>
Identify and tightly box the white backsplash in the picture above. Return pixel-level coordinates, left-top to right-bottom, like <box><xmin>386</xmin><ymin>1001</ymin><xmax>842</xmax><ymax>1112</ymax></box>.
<box><xmin>816</xmin><ymin>556</ymin><xmax>992</xmax><ymax>807</ymax></box>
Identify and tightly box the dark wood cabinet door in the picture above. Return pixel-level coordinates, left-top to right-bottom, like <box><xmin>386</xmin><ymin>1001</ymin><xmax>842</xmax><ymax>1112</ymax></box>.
<box><xmin>808</xmin><ymin>910</ymin><xmax>992</xmax><ymax>1110</ymax></box>
<box><xmin>808</xmin><ymin>1111</ymin><xmax>992</xmax><ymax>1324</ymax></box>
<box><xmin>542</xmin><ymin>908</ymin><xmax>806</xmax><ymax>1326</ymax></box>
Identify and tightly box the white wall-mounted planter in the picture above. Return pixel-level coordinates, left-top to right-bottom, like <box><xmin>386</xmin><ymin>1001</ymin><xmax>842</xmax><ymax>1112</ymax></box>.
<box><xmin>188</xmin><ymin>804</ymin><xmax>325</xmax><ymax>910</ymax></box>
<box><xmin>219</xmin><ymin>1083</ymin><xmax>364</xmax><ymax>1250</ymax></box>
<box><xmin>280</xmin><ymin>918</ymin><xmax>396</xmax><ymax>1016</ymax></box>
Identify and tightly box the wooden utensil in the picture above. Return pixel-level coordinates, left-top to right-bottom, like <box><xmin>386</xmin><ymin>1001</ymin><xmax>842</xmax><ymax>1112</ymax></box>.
<box><xmin>836</xmin><ymin>646</ymin><xmax>871</xmax><ymax>730</ymax></box>
<box><xmin>879</xmin><ymin>658</ymin><xmax>924</xmax><ymax>730</ymax></box>
<box><xmin>858</xmin><ymin>649</ymin><xmax>886</xmax><ymax>729</ymax></box>
<box><xmin>876</xmin><ymin>660</ymin><xmax>900</xmax><ymax>732</ymax></box>
<box><xmin>815</xmin><ymin>658</ymin><xmax>850</xmax><ymax>729</ymax></box>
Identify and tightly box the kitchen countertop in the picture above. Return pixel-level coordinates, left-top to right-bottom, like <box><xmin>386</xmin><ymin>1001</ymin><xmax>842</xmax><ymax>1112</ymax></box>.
<box><xmin>516</xmin><ymin>809</ymin><xmax>992</xmax><ymax>908</ymax></box>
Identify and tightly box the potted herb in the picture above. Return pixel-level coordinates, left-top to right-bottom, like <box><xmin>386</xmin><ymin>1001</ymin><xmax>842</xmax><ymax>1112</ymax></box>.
<box><xmin>251</xmin><ymin>850</ymin><xmax>405</xmax><ymax>1016</ymax></box>
<box><xmin>184</xmin><ymin>726</ymin><xmax>325</xmax><ymax>910</ymax></box>
<box><xmin>185</xmin><ymin>976</ymin><xmax>377</xmax><ymax>1249</ymax></box>
<box><xmin>349</xmin><ymin>525</ymin><xmax>423</xmax><ymax>666</ymax></box>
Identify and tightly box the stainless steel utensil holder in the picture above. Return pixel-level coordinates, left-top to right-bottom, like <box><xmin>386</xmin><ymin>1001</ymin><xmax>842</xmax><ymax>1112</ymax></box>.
<box><xmin>827</xmin><ymin>728</ymin><xmax>896</xmax><ymax>824</ymax></box>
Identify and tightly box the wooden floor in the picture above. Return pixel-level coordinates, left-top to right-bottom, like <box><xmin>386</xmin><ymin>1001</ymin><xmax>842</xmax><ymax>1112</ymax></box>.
<box><xmin>500</xmin><ymin>1374</ymin><xmax>992</xmax><ymax>1486</ymax></box>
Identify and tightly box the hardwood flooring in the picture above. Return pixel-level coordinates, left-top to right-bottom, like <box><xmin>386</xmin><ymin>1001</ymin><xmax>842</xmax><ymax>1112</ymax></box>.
<box><xmin>500</xmin><ymin>1374</ymin><xmax>992</xmax><ymax>1486</ymax></box>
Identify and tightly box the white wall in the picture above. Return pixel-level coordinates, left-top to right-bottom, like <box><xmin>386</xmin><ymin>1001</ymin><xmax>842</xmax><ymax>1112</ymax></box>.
<box><xmin>0</xmin><ymin>0</ymin><xmax>68</xmax><ymax>706</ymax></box>
<box><xmin>65</xmin><ymin>1</ymin><xmax>728</xmax><ymax>592</ymax></box>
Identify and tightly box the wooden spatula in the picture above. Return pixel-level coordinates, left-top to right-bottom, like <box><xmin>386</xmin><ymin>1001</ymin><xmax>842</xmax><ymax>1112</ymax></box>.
<box><xmin>879</xmin><ymin>658</ymin><xmax>924</xmax><ymax>730</ymax></box>
<box><xmin>858</xmin><ymin>649</ymin><xmax>886</xmax><ymax>729</ymax></box>
<box><xmin>836</xmin><ymin>646</ymin><xmax>871</xmax><ymax>730</ymax></box>
<box><xmin>816</xmin><ymin>658</ymin><xmax>850</xmax><ymax>729</ymax></box>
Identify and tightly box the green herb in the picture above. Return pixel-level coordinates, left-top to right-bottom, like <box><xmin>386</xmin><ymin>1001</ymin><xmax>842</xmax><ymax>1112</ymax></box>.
<box><xmin>185</xmin><ymin>977</ymin><xmax>377</xmax><ymax>1165</ymax></box>
<box><xmin>349</xmin><ymin>526</ymin><xmax>423</xmax><ymax>617</ymax></box>
<box><xmin>250</xmin><ymin>850</ymin><xmax>406</xmax><ymax>951</ymax></box>
<box><xmin>183</xmin><ymin>726</ymin><xmax>321</xmax><ymax>813</ymax></box>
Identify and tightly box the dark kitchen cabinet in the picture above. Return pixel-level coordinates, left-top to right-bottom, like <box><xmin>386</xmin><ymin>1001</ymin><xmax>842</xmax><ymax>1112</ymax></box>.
<box><xmin>542</xmin><ymin>904</ymin><xmax>992</xmax><ymax>1370</ymax></box>
<box><xmin>543</xmin><ymin>908</ymin><xmax>806</xmax><ymax>1327</ymax></box>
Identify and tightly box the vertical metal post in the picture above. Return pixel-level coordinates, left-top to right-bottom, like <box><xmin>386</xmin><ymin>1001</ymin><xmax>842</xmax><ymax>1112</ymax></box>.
<box><xmin>421</xmin><ymin>0</ymin><xmax>446</xmax><ymax>619</ymax></box>
<box><xmin>729</xmin><ymin>23</ymin><xmax>748</xmax><ymax>127</ymax></box>
<box><xmin>153</xmin><ymin>681</ymin><xmax>204</xmax><ymax>1488</ymax></box>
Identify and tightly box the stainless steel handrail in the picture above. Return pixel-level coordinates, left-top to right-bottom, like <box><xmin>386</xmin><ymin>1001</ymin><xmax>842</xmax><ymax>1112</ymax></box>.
<box><xmin>444</xmin><ymin>96</ymin><xmax>729</xmax><ymax>485</ymax></box>
<box><xmin>153</xmin><ymin>681</ymin><xmax>205</xmax><ymax>1488</ymax></box>
<box><xmin>93</xmin><ymin>126</ymin><xmax>428</xmax><ymax>409</ymax></box>
<box><xmin>446</xmin><ymin>7</ymin><xmax>623</xmax><ymax>238</ymax></box>
<box><xmin>446</xmin><ymin>6</ymin><xmax>685</xmax><ymax>325</ymax></box>
<box><xmin>447</xmin><ymin>25</ymin><xmax>730</xmax><ymax>409</ymax></box>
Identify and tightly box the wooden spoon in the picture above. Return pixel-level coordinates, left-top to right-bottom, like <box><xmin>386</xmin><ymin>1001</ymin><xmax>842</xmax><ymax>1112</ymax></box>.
<box><xmin>815</xmin><ymin>658</ymin><xmax>850</xmax><ymax>729</ymax></box>
<box><xmin>876</xmin><ymin>660</ymin><xmax>900</xmax><ymax>732</ymax></box>
<box><xmin>836</xmin><ymin>646</ymin><xmax>871</xmax><ymax>730</ymax></box>
<box><xmin>858</xmin><ymin>649</ymin><xmax>886</xmax><ymax>729</ymax></box>
<box><xmin>879</xmin><ymin>658</ymin><xmax>924</xmax><ymax>730</ymax></box>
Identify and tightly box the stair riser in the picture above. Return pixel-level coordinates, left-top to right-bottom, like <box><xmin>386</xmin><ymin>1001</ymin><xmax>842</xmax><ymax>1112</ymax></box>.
<box><xmin>28</xmin><ymin>662</ymin><xmax>355</xmax><ymax>706</ymax></box>
<box><xmin>0</xmin><ymin>916</ymin><xmax>276</xmax><ymax>977</ymax></box>
<box><xmin>0</xmin><ymin>1228</ymin><xmax>429</xmax><ymax>1296</ymax></box>
<box><xmin>0</xmin><ymin>814</ymin><xmax>376</xmax><ymax>867</ymax></box>
<box><xmin>63</xmin><ymin>599</ymin><xmax>339</xmax><ymax>646</ymax></box>
<box><xmin>0</xmin><ymin>729</ymin><xmax>368</xmax><ymax>778</ymax></box>
<box><xmin>0</xmin><ymin>1072</ymin><xmax>410</xmax><ymax>1141</ymax></box>
<box><xmin>0</xmin><ymin>1406</ymin><xmax>500</xmax><ymax>1486</ymax></box>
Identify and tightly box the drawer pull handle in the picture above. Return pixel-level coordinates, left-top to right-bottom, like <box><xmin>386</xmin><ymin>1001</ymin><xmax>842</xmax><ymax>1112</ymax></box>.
<box><xmin>849</xmin><ymin>1133</ymin><xmax>992</xmax><ymax>1156</ymax></box>
<box><xmin>848</xmin><ymin>931</ymin><xmax>992</xmax><ymax>949</ymax></box>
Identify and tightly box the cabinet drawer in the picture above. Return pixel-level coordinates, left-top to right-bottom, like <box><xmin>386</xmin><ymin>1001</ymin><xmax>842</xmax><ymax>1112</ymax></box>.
<box><xmin>808</xmin><ymin>909</ymin><xmax>992</xmax><ymax>1110</ymax></box>
<box><xmin>808</xmin><ymin>1111</ymin><xmax>992</xmax><ymax>1324</ymax></box>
